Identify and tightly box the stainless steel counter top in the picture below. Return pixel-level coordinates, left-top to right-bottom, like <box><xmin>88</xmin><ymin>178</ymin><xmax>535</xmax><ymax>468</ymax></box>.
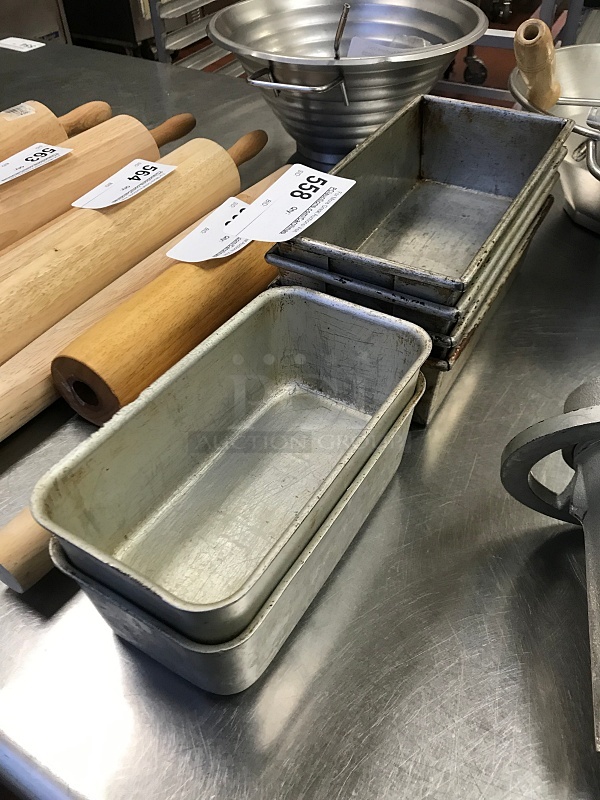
<box><xmin>2</xmin><ymin>42</ymin><xmax>600</xmax><ymax>800</ymax></box>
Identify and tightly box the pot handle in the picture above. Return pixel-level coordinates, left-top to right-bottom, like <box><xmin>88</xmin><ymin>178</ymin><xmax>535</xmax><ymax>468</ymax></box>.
<box><xmin>586</xmin><ymin>139</ymin><xmax>600</xmax><ymax>182</ymax></box>
<box><xmin>247</xmin><ymin>68</ymin><xmax>349</xmax><ymax>106</ymax></box>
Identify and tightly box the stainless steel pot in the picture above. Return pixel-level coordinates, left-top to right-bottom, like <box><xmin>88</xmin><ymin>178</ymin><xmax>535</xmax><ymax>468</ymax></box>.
<box><xmin>209</xmin><ymin>0</ymin><xmax>488</xmax><ymax>166</ymax></box>
<box><xmin>509</xmin><ymin>43</ymin><xmax>600</xmax><ymax>234</ymax></box>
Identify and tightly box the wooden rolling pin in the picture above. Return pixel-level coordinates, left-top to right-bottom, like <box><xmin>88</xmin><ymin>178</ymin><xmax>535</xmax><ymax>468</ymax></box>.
<box><xmin>0</xmin><ymin>112</ymin><xmax>197</xmax><ymax>252</ymax></box>
<box><xmin>0</xmin><ymin>509</ymin><xmax>51</xmax><ymax>593</ymax></box>
<box><xmin>0</xmin><ymin>170</ymin><xmax>285</xmax><ymax>592</ymax></box>
<box><xmin>0</xmin><ymin>130</ymin><xmax>268</xmax><ymax>365</ymax></box>
<box><xmin>51</xmin><ymin>170</ymin><xmax>284</xmax><ymax>424</ymax></box>
<box><xmin>0</xmin><ymin>100</ymin><xmax>112</xmax><ymax>160</ymax></box>
<box><xmin>52</xmin><ymin>243</ymin><xmax>278</xmax><ymax>424</ymax></box>
<box><xmin>514</xmin><ymin>19</ymin><xmax>561</xmax><ymax>111</ymax></box>
<box><xmin>0</xmin><ymin>167</ymin><xmax>287</xmax><ymax>443</ymax></box>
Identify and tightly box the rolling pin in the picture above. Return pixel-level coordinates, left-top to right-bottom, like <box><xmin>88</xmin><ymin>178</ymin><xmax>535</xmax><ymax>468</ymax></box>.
<box><xmin>514</xmin><ymin>19</ymin><xmax>561</xmax><ymax>111</ymax></box>
<box><xmin>0</xmin><ymin>169</ymin><xmax>286</xmax><ymax>592</ymax></box>
<box><xmin>0</xmin><ymin>112</ymin><xmax>197</xmax><ymax>252</ymax></box>
<box><xmin>52</xmin><ymin>239</ymin><xmax>279</xmax><ymax>424</ymax></box>
<box><xmin>0</xmin><ymin>100</ymin><xmax>112</xmax><ymax>160</ymax></box>
<box><xmin>0</xmin><ymin>509</ymin><xmax>51</xmax><ymax>593</ymax></box>
<box><xmin>0</xmin><ymin>167</ymin><xmax>287</xmax><ymax>444</ymax></box>
<box><xmin>0</xmin><ymin>129</ymin><xmax>268</xmax><ymax>365</ymax></box>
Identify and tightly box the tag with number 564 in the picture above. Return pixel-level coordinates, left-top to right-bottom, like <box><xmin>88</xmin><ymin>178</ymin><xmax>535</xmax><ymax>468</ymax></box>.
<box><xmin>72</xmin><ymin>158</ymin><xmax>176</xmax><ymax>209</ymax></box>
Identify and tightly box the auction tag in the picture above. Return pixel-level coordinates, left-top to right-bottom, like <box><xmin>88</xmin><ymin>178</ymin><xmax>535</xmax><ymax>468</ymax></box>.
<box><xmin>167</xmin><ymin>197</ymin><xmax>251</xmax><ymax>262</ymax></box>
<box><xmin>72</xmin><ymin>159</ymin><xmax>176</xmax><ymax>209</ymax></box>
<box><xmin>0</xmin><ymin>37</ymin><xmax>45</xmax><ymax>52</ymax></box>
<box><xmin>0</xmin><ymin>102</ymin><xmax>36</xmax><ymax>119</ymax></box>
<box><xmin>0</xmin><ymin>142</ymin><xmax>71</xmax><ymax>185</ymax></box>
<box><xmin>348</xmin><ymin>36</ymin><xmax>400</xmax><ymax>58</ymax></box>
<box><xmin>221</xmin><ymin>166</ymin><xmax>355</xmax><ymax>243</ymax></box>
<box><xmin>347</xmin><ymin>35</ymin><xmax>428</xmax><ymax>58</ymax></box>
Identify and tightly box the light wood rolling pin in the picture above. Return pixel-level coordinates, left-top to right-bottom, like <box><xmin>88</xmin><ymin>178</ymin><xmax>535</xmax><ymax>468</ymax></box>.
<box><xmin>0</xmin><ymin>112</ymin><xmax>197</xmax><ymax>252</ymax></box>
<box><xmin>0</xmin><ymin>169</ymin><xmax>286</xmax><ymax>592</ymax></box>
<box><xmin>0</xmin><ymin>129</ymin><xmax>268</xmax><ymax>366</ymax></box>
<box><xmin>0</xmin><ymin>167</ymin><xmax>287</xmax><ymax>444</ymax></box>
<box><xmin>514</xmin><ymin>19</ymin><xmax>561</xmax><ymax>112</ymax></box>
<box><xmin>0</xmin><ymin>509</ymin><xmax>52</xmax><ymax>593</ymax></box>
<box><xmin>0</xmin><ymin>100</ymin><xmax>112</xmax><ymax>160</ymax></box>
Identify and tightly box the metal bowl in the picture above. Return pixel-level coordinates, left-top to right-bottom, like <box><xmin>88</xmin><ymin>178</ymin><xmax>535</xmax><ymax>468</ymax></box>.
<box><xmin>209</xmin><ymin>0</ymin><xmax>488</xmax><ymax>165</ymax></box>
<box><xmin>509</xmin><ymin>44</ymin><xmax>600</xmax><ymax>234</ymax></box>
<box><xmin>509</xmin><ymin>43</ymin><xmax>600</xmax><ymax>140</ymax></box>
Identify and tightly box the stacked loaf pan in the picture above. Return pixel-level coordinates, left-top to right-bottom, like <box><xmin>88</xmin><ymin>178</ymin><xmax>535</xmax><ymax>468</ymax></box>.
<box><xmin>34</xmin><ymin>287</ymin><xmax>431</xmax><ymax>691</ymax></box>
<box><xmin>267</xmin><ymin>96</ymin><xmax>572</xmax><ymax>425</ymax></box>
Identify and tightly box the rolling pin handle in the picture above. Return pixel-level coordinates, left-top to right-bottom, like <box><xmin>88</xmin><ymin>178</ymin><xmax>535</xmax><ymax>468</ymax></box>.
<box><xmin>227</xmin><ymin>130</ymin><xmax>269</xmax><ymax>167</ymax></box>
<box><xmin>0</xmin><ymin>508</ymin><xmax>52</xmax><ymax>593</ymax></box>
<box><xmin>514</xmin><ymin>18</ymin><xmax>561</xmax><ymax>111</ymax></box>
<box><xmin>150</xmin><ymin>113</ymin><xmax>197</xmax><ymax>148</ymax></box>
<box><xmin>59</xmin><ymin>101</ymin><xmax>113</xmax><ymax>137</ymax></box>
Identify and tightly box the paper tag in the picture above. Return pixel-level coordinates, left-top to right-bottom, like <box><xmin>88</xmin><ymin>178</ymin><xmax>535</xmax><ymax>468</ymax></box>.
<box><xmin>0</xmin><ymin>102</ymin><xmax>36</xmax><ymax>119</ymax></box>
<box><xmin>0</xmin><ymin>37</ymin><xmax>45</xmax><ymax>52</ymax></box>
<box><xmin>167</xmin><ymin>198</ymin><xmax>252</xmax><ymax>262</ymax></box>
<box><xmin>0</xmin><ymin>142</ymin><xmax>71</xmax><ymax>185</ymax></box>
<box><xmin>72</xmin><ymin>159</ymin><xmax>176</xmax><ymax>209</ymax></box>
<box><xmin>347</xmin><ymin>34</ymin><xmax>429</xmax><ymax>58</ymax></box>
<box><xmin>221</xmin><ymin>166</ymin><xmax>355</xmax><ymax>243</ymax></box>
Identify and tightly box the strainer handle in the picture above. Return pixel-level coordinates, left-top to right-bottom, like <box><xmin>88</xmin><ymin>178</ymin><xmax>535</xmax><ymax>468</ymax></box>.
<box><xmin>586</xmin><ymin>139</ymin><xmax>600</xmax><ymax>182</ymax></box>
<box><xmin>247</xmin><ymin>68</ymin><xmax>349</xmax><ymax>105</ymax></box>
<box><xmin>500</xmin><ymin>409</ymin><xmax>600</xmax><ymax>524</ymax></box>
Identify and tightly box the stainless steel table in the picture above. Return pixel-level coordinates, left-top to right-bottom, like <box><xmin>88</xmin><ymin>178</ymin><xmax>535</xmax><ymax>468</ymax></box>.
<box><xmin>2</xmin><ymin>42</ymin><xmax>600</xmax><ymax>800</ymax></box>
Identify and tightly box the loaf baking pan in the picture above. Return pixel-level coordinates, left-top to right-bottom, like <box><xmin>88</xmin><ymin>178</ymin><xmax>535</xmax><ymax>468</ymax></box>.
<box><xmin>33</xmin><ymin>287</ymin><xmax>431</xmax><ymax>643</ymax></box>
<box><xmin>414</xmin><ymin>198</ymin><xmax>552</xmax><ymax>425</ymax></box>
<box><xmin>276</xmin><ymin>192</ymin><xmax>552</xmax><ymax>362</ymax></box>
<box><xmin>270</xmin><ymin>163</ymin><xmax>558</xmax><ymax>339</ymax></box>
<box><xmin>49</xmin><ymin>375</ymin><xmax>425</xmax><ymax>694</ymax></box>
<box><xmin>270</xmin><ymin>95</ymin><xmax>571</xmax><ymax>307</ymax></box>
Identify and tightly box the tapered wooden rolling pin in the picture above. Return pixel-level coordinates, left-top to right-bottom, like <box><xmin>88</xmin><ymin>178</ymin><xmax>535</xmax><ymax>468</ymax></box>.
<box><xmin>0</xmin><ymin>167</ymin><xmax>287</xmax><ymax>444</ymax></box>
<box><xmin>514</xmin><ymin>19</ymin><xmax>561</xmax><ymax>111</ymax></box>
<box><xmin>0</xmin><ymin>113</ymin><xmax>196</xmax><ymax>252</ymax></box>
<box><xmin>0</xmin><ymin>171</ymin><xmax>284</xmax><ymax>592</ymax></box>
<box><xmin>0</xmin><ymin>130</ymin><xmax>268</xmax><ymax>366</ymax></box>
<box><xmin>0</xmin><ymin>100</ymin><xmax>112</xmax><ymax>160</ymax></box>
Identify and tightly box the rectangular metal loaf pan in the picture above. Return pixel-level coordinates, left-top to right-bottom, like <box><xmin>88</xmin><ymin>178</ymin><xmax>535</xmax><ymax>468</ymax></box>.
<box><xmin>272</xmin><ymin>95</ymin><xmax>571</xmax><ymax>306</ymax></box>
<box><xmin>271</xmin><ymin>163</ymin><xmax>557</xmax><ymax>338</ymax></box>
<box><xmin>414</xmin><ymin>199</ymin><xmax>553</xmax><ymax>425</ymax></box>
<box><xmin>33</xmin><ymin>287</ymin><xmax>431</xmax><ymax>644</ymax></box>
<box><xmin>49</xmin><ymin>375</ymin><xmax>425</xmax><ymax>695</ymax></box>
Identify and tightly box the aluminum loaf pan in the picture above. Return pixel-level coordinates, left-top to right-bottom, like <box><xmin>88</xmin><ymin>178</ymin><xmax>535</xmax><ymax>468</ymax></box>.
<box><xmin>209</xmin><ymin>0</ymin><xmax>487</xmax><ymax>166</ymax></box>
<box><xmin>33</xmin><ymin>287</ymin><xmax>431</xmax><ymax>644</ymax></box>
<box><xmin>49</xmin><ymin>375</ymin><xmax>425</xmax><ymax>695</ymax></box>
<box><xmin>414</xmin><ymin>200</ymin><xmax>552</xmax><ymax>425</ymax></box>
<box><xmin>273</xmin><ymin>95</ymin><xmax>571</xmax><ymax>304</ymax></box>
<box><xmin>270</xmin><ymin>162</ymin><xmax>559</xmax><ymax>337</ymax></box>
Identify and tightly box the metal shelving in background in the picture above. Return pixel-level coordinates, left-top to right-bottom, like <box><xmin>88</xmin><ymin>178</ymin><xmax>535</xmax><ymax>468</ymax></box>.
<box><xmin>149</xmin><ymin>0</ymin><xmax>244</xmax><ymax>74</ymax></box>
<box><xmin>436</xmin><ymin>0</ymin><xmax>590</xmax><ymax>103</ymax></box>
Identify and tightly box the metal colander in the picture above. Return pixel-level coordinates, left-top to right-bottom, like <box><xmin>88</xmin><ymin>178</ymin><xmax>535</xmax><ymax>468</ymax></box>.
<box><xmin>209</xmin><ymin>0</ymin><xmax>488</xmax><ymax>165</ymax></box>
